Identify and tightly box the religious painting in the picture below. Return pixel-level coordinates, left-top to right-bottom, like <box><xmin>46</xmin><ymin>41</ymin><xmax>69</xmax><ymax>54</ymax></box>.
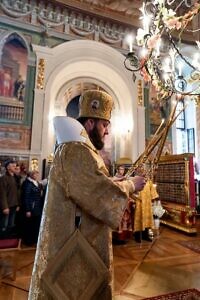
<box><xmin>0</xmin><ymin>37</ymin><xmax>27</xmax><ymax>102</ymax></box>
<box><xmin>144</xmin><ymin>85</ymin><xmax>172</xmax><ymax>156</ymax></box>
<box><xmin>148</xmin><ymin>86</ymin><xmax>170</xmax><ymax>136</ymax></box>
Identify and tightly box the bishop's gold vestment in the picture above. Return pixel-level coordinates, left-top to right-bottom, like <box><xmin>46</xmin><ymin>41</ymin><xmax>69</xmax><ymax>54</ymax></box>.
<box><xmin>28</xmin><ymin>138</ymin><xmax>134</xmax><ymax>300</ymax></box>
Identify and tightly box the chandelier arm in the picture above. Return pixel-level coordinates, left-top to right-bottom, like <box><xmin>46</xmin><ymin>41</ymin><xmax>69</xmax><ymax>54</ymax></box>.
<box><xmin>145</xmin><ymin>61</ymin><xmax>174</xmax><ymax>98</ymax></box>
<box><xmin>165</xmin><ymin>0</ymin><xmax>192</xmax><ymax>6</ymax></box>
<box><xmin>124</xmin><ymin>57</ymin><xmax>144</xmax><ymax>72</ymax></box>
<box><xmin>166</xmin><ymin>0</ymin><xmax>176</xmax><ymax>5</ymax></box>
<box><xmin>123</xmin><ymin>59</ymin><xmax>135</xmax><ymax>72</ymax></box>
<box><xmin>174</xmin><ymin>0</ymin><xmax>187</xmax><ymax>12</ymax></box>
<box><xmin>184</xmin><ymin>0</ymin><xmax>194</xmax><ymax>8</ymax></box>
<box><xmin>144</xmin><ymin>0</ymin><xmax>157</xmax><ymax>16</ymax></box>
<box><xmin>168</xmin><ymin>33</ymin><xmax>196</xmax><ymax>71</ymax></box>
<box><xmin>186</xmin><ymin>28</ymin><xmax>200</xmax><ymax>33</ymax></box>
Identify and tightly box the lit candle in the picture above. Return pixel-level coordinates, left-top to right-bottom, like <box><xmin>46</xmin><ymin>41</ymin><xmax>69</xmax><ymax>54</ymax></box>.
<box><xmin>141</xmin><ymin>46</ymin><xmax>148</xmax><ymax>57</ymax></box>
<box><xmin>155</xmin><ymin>38</ymin><xmax>161</xmax><ymax>58</ymax></box>
<box><xmin>169</xmin><ymin>49</ymin><xmax>175</xmax><ymax>72</ymax></box>
<box><xmin>163</xmin><ymin>57</ymin><xmax>171</xmax><ymax>73</ymax></box>
<box><xmin>143</xmin><ymin>15</ymin><xmax>151</xmax><ymax>34</ymax></box>
<box><xmin>193</xmin><ymin>53</ymin><xmax>200</xmax><ymax>70</ymax></box>
<box><xmin>129</xmin><ymin>41</ymin><xmax>133</xmax><ymax>53</ymax></box>
<box><xmin>178</xmin><ymin>62</ymin><xmax>183</xmax><ymax>76</ymax></box>
<box><xmin>127</xmin><ymin>34</ymin><xmax>134</xmax><ymax>52</ymax></box>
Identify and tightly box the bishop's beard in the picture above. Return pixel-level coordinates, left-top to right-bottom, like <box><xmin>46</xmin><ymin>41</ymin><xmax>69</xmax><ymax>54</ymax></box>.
<box><xmin>89</xmin><ymin>125</ymin><xmax>104</xmax><ymax>150</ymax></box>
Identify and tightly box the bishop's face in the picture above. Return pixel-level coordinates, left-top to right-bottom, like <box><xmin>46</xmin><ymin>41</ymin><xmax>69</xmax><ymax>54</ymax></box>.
<box><xmin>87</xmin><ymin>119</ymin><xmax>110</xmax><ymax>150</ymax></box>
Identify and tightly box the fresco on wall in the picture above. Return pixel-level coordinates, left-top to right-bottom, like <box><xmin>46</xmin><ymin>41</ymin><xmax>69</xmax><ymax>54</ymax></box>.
<box><xmin>0</xmin><ymin>34</ymin><xmax>32</xmax><ymax>151</ymax></box>
<box><xmin>149</xmin><ymin>86</ymin><xmax>170</xmax><ymax>136</ymax></box>
<box><xmin>147</xmin><ymin>86</ymin><xmax>172</xmax><ymax>155</ymax></box>
<box><xmin>0</xmin><ymin>38</ymin><xmax>27</xmax><ymax>102</ymax></box>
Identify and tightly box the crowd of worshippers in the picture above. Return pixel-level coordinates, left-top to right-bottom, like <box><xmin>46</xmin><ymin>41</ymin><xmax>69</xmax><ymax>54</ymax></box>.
<box><xmin>0</xmin><ymin>158</ymin><xmax>158</xmax><ymax>246</ymax></box>
<box><xmin>0</xmin><ymin>159</ymin><xmax>47</xmax><ymax>246</ymax></box>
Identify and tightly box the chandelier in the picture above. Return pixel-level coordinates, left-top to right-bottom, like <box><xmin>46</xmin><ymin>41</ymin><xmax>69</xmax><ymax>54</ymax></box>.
<box><xmin>124</xmin><ymin>0</ymin><xmax>200</xmax><ymax>102</ymax></box>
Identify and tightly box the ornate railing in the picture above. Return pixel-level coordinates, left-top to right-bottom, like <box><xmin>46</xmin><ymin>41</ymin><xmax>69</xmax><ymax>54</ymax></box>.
<box><xmin>0</xmin><ymin>103</ymin><xmax>24</xmax><ymax>121</ymax></box>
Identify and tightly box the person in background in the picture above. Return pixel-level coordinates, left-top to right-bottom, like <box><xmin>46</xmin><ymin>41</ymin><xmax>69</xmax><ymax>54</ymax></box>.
<box><xmin>0</xmin><ymin>161</ymin><xmax>5</xmax><ymax>177</ymax></box>
<box><xmin>3</xmin><ymin>69</ymin><xmax>12</xmax><ymax>97</ymax></box>
<box><xmin>13</xmin><ymin>75</ymin><xmax>25</xmax><ymax>101</ymax></box>
<box><xmin>113</xmin><ymin>165</ymin><xmax>126</xmax><ymax>181</ymax></box>
<box><xmin>29</xmin><ymin>90</ymin><xmax>146</xmax><ymax>300</ymax></box>
<box><xmin>112</xmin><ymin>165</ymin><xmax>135</xmax><ymax>243</ymax></box>
<box><xmin>14</xmin><ymin>163</ymin><xmax>26</xmax><ymax>238</ymax></box>
<box><xmin>14</xmin><ymin>163</ymin><xmax>23</xmax><ymax>194</ymax></box>
<box><xmin>40</xmin><ymin>177</ymin><xmax>48</xmax><ymax>208</ymax></box>
<box><xmin>21</xmin><ymin>170</ymin><xmax>43</xmax><ymax>246</ymax></box>
<box><xmin>134</xmin><ymin>180</ymin><xmax>159</xmax><ymax>243</ymax></box>
<box><xmin>194</xmin><ymin>158</ymin><xmax>200</xmax><ymax>181</ymax></box>
<box><xmin>0</xmin><ymin>68</ymin><xmax>4</xmax><ymax>96</ymax></box>
<box><xmin>0</xmin><ymin>159</ymin><xmax>19</xmax><ymax>237</ymax></box>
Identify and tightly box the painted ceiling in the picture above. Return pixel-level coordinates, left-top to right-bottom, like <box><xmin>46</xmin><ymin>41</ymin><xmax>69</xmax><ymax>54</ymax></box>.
<box><xmin>55</xmin><ymin>0</ymin><xmax>199</xmax><ymax>42</ymax></box>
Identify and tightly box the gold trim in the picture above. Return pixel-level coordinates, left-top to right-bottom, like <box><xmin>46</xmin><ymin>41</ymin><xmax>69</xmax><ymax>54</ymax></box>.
<box><xmin>36</xmin><ymin>58</ymin><xmax>45</xmax><ymax>90</ymax></box>
<box><xmin>159</xmin><ymin>153</ymin><xmax>193</xmax><ymax>163</ymax></box>
<box><xmin>137</xmin><ymin>80</ymin><xmax>143</xmax><ymax>106</ymax></box>
<box><xmin>80</xmin><ymin>129</ymin><xmax>88</xmax><ymax>139</ymax></box>
<box><xmin>30</xmin><ymin>158</ymin><xmax>39</xmax><ymax>171</ymax></box>
<box><xmin>185</xmin><ymin>160</ymin><xmax>190</xmax><ymax>206</ymax></box>
<box><xmin>160</xmin><ymin>220</ymin><xmax>197</xmax><ymax>233</ymax></box>
<box><xmin>194</xmin><ymin>95</ymin><xmax>200</xmax><ymax>106</ymax></box>
<box><xmin>162</xmin><ymin>203</ymin><xmax>196</xmax><ymax>213</ymax></box>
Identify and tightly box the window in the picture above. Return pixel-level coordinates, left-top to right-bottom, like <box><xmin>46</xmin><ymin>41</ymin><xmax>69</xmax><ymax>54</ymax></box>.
<box><xmin>176</xmin><ymin>100</ymin><xmax>185</xmax><ymax>130</ymax></box>
<box><xmin>187</xmin><ymin>128</ymin><xmax>195</xmax><ymax>154</ymax></box>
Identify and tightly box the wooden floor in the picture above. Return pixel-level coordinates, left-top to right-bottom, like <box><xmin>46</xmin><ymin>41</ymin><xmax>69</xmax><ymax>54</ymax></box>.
<box><xmin>1</xmin><ymin>222</ymin><xmax>200</xmax><ymax>300</ymax></box>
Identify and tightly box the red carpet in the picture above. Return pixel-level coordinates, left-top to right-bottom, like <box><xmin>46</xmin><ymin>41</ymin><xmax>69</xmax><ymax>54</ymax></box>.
<box><xmin>178</xmin><ymin>239</ymin><xmax>200</xmax><ymax>254</ymax></box>
<box><xmin>144</xmin><ymin>289</ymin><xmax>200</xmax><ymax>299</ymax></box>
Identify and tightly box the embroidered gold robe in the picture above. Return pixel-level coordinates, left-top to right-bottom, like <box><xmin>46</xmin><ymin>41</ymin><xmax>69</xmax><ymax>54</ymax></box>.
<box><xmin>134</xmin><ymin>180</ymin><xmax>159</xmax><ymax>232</ymax></box>
<box><xmin>28</xmin><ymin>139</ymin><xmax>134</xmax><ymax>300</ymax></box>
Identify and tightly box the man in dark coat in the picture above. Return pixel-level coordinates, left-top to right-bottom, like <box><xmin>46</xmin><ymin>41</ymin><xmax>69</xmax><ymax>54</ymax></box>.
<box><xmin>21</xmin><ymin>170</ymin><xmax>43</xmax><ymax>245</ymax></box>
<box><xmin>0</xmin><ymin>159</ymin><xmax>19</xmax><ymax>237</ymax></box>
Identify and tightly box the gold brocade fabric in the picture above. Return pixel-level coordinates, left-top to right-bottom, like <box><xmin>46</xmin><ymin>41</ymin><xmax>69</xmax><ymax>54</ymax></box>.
<box><xmin>78</xmin><ymin>90</ymin><xmax>113</xmax><ymax>121</ymax></box>
<box><xmin>134</xmin><ymin>180</ymin><xmax>159</xmax><ymax>232</ymax></box>
<box><xmin>28</xmin><ymin>138</ymin><xmax>134</xmax><ymax>300</ymax></box>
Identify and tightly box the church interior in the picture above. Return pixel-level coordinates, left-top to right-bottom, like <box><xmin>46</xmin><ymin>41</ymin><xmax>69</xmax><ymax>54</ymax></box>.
<box><xmin>0</xmin><ymin>0</ymin><xmax>200</xmax><ymax>299</ymax></box>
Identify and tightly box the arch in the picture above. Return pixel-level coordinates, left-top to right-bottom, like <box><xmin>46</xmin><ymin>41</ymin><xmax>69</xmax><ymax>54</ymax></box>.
<box><xmin>32</xmin><ymin>40</ymin><xmax>145</xmax><ymax>164</ymax></box>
